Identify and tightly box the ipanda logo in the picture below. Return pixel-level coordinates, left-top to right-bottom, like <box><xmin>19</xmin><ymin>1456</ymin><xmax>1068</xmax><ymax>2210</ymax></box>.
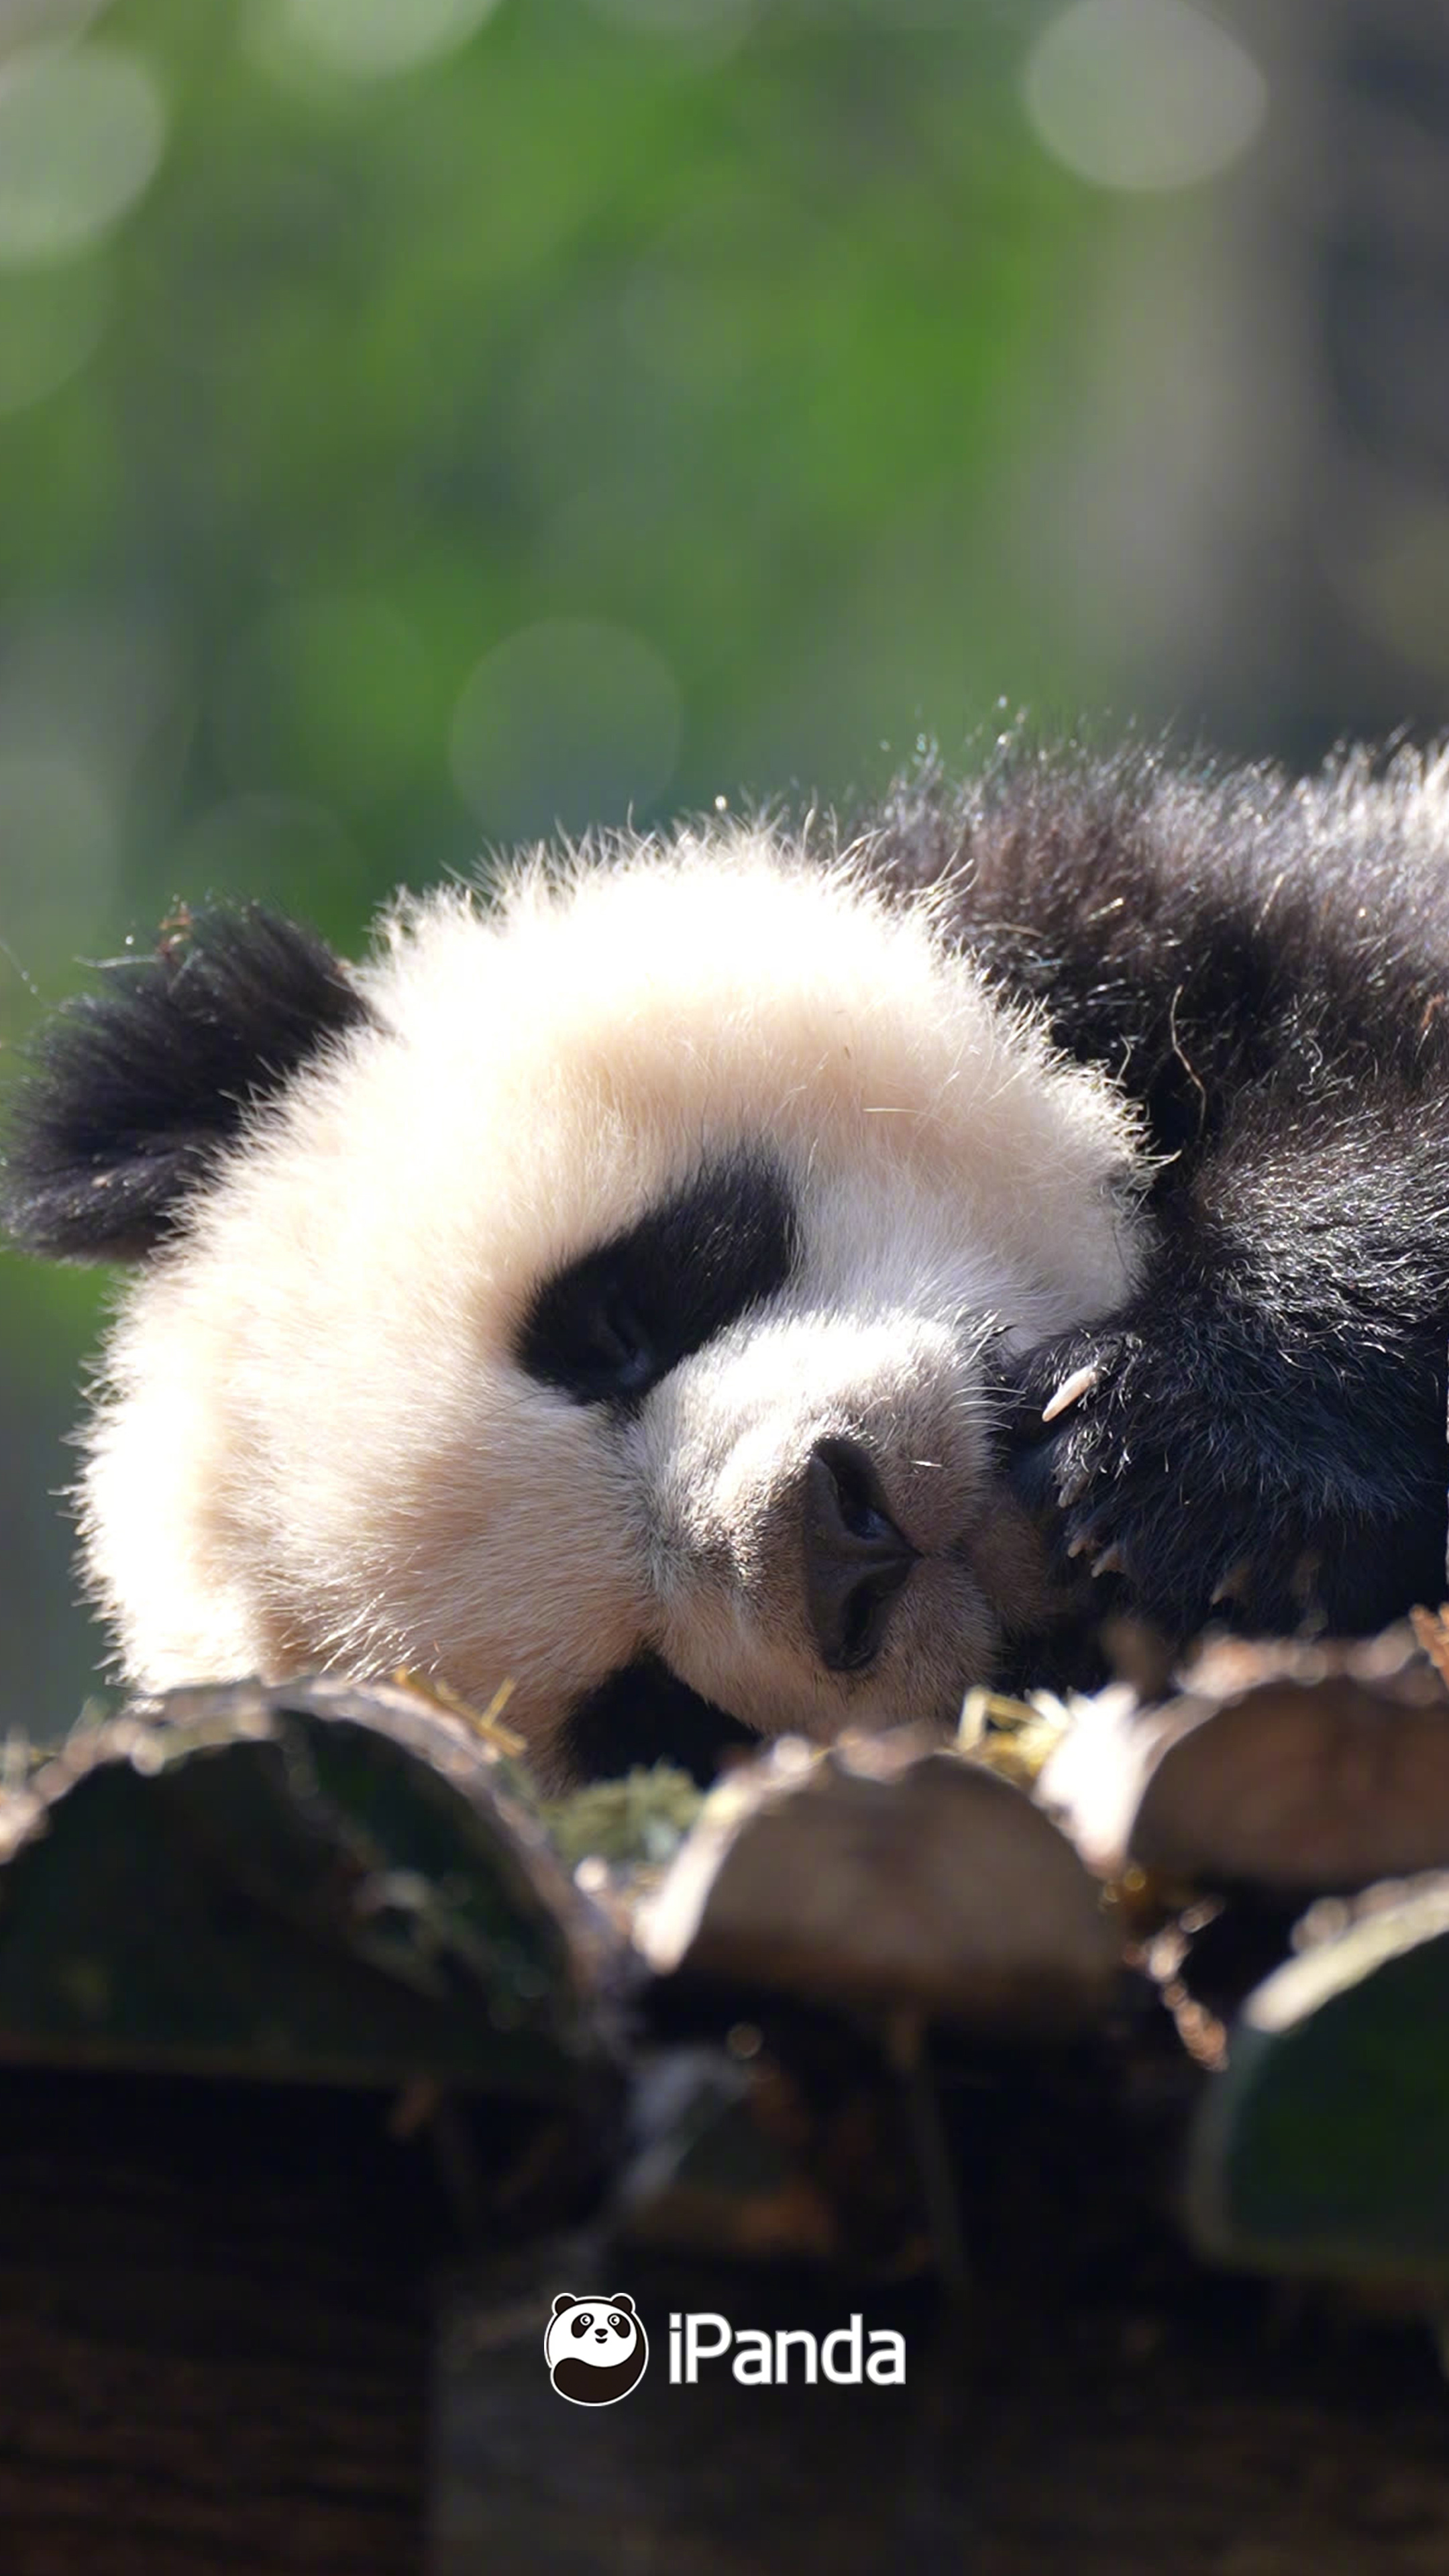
<box><xmin>669</xmin><ymin>2312</ymin><xmax>906</xmax><ymax>2386</ymax></box>
<box><xmin>545</xmin><ymin>2294</ymin><xmax>649</xmax><ymax>2406</ymax></box>
<box><xmin>544</xmin><ymin>2294</ymin><xmax>908</xmax><ymax>2404</ymax></box>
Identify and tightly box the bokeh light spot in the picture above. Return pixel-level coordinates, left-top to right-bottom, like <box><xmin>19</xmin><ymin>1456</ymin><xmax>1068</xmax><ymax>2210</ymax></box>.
<box><xmin>0</xmin><ymin>46</ymin><xmax>167</xmax><ymax>268</ymax></box>
<box><xmin>1024</xmin><ymin>0</ymin><xmax>1265</xmax><ymax>193</ymax></box>
<box><xmin>264</xmin><ymin>0</ymin><xmax>504</xmax><ymax>82</ymax></box>
<box><xmin>449</xmin><ymin>619</ymin><xmax>682</xmax><ymax>843</ymax></box>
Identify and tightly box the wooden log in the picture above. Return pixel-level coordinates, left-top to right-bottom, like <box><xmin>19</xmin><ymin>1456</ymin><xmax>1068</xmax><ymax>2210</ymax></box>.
<box><xmin>0</xmin><ymin>2067</ymin><xmax>439</xmax><ymax>2576</ymax></box>
<box><xmin>435</xmin><ymin>2247</ymin><xmax>1449</xmax><ymax>2576</ymax></box>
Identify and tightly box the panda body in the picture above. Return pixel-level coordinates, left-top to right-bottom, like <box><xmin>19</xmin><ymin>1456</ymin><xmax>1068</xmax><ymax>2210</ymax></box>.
<box><xmin>6</xmin><ymin>745</ymin><xmax>1449</xmax><ymax>1785</ymax></box>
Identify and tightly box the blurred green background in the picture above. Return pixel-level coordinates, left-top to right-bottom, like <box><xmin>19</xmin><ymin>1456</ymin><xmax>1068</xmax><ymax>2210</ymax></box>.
<box><xmin>2</xmin><ymin>0</ymin><xmax>1446</xmax><ymax>1721</ymax></box>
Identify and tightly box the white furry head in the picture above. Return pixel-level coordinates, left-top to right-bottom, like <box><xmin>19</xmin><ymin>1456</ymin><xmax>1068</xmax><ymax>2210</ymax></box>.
<box><xmin>56</xmin><ymin>821</ymin><xmax>1148</xmax><ymax>1782</ymax></box>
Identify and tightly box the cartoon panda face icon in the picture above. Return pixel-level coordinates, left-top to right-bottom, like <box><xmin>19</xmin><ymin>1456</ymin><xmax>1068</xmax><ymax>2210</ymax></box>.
<box><xmin>545</xmin><ymin>2292</ymin><xmax>649</xmax><ymax>2406</ymax></box>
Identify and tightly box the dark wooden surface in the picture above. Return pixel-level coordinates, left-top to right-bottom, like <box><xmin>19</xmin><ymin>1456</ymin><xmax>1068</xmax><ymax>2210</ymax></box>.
<box><xmin>0</xmin><ymin>2068</ymin><xmax>437</xmax><ymax>2576</ymax></box>
<box><xmin>2</xmin><ymin>2060</ymin><xmax>1446</xmax><ymax>2575</ymax></box>
<box><xmin>435</xmin><ymin>2247</ymin><xmax>1449</xmax><ymax>2576</ymax></box>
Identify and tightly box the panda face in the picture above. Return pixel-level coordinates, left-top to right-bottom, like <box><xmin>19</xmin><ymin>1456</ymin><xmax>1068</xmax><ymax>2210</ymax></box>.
<box><xmin>545</xmin><ymin>2292</ymin><xmax>648</xmax><ymax>2405</ymax></box>
<box><xmin>74</xmin><ymin>829</ymin><xmax>1149</xmax><ymax>1784</ymax></box>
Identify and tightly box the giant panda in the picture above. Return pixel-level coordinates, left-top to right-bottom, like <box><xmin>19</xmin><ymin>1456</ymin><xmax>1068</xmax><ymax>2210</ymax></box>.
<box><xmin>5</xmin><ymin>743</ymin><xmax>1449</xmax><ymax>1788</ymax></box>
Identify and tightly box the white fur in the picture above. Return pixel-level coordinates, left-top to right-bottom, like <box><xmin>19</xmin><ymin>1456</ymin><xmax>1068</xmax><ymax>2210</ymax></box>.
<box><xmin>81</xmin><ymin>822</ymin><xmax>1150</xmax><ymax>1779</ymax></box>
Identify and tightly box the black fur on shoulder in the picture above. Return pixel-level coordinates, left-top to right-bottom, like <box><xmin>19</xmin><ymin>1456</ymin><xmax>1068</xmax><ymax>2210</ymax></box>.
<box><xmin>873</xmin><ymin>739</ymin><xmax>1449</xmax><ymax>1644</ymax></box>
<box><xmin>1</xmin><ymin>905</ymin><xmax>378</xmax><ymax>1260</ymax></box>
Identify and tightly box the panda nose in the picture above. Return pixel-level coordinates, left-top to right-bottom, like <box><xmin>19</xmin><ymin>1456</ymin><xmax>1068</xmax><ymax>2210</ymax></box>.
<box><xmin>802</xmin><ymin>1437</ymin><xmax>917</xmax><ymax>1672</ymax></box>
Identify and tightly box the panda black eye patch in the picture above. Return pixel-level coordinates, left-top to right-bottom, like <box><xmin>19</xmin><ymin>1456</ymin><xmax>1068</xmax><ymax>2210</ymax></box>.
<box><xmin>519</xmin><ymin>1154</ymin><xmax>797</xmax><ymax>1407</ymax></box>
<box><xmin>560</xmin><ymin>1656</ymin><xmax>759</xmax><ymax>1785</ymax></box>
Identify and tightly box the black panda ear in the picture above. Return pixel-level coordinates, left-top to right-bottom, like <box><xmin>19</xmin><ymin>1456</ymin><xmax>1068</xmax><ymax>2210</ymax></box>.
<box><xmin>551</xmin><ymin>2294</ymin><xmax>582</xmax><ymax>2316</ymax></box>
<box><xmin>1</xmin><ymin>904</ymin><xmax>378</xmax><ymax>1262</ymax></box>
<box><xmin>609</xmin><ymin>2294</ymin><xmax>635</xmax><ymax>2312</ymax></box>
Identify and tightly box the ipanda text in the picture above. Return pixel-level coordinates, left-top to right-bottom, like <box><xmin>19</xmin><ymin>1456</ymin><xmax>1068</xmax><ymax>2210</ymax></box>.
<box><xmin>668</xmin><ymin>2313</ymin><xmax>906</xmax><ymax>2385</ymax></box>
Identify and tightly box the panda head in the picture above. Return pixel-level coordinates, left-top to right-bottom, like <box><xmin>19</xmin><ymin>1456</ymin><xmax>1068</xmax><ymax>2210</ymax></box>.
<box><xmin>3</xmin><ymin>826</ymin><xmax>1146</xmax><ymax>1785</ymax></box>
<box><xmin>544</xmin><ymin>2292</ymin><xmax>648</xmax><ymax>2404</ymax></box>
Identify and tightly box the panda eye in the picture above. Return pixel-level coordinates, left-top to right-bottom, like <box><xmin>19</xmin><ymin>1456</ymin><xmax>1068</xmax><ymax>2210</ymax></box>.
<box><xmin>519</xmin><ymin>1154</ymin><xmax>796</xmax><ymax>1411</ymax></box>
<box><xmin>608</xmin><ymin>2312</ymin><xmax>629</xmax><ymax>2336</ymax></box>
<box><xmin>572</xmin><ymin>2310</ymin><xmax>595</xmax><ymax>2338</ymax></box>
<box><xmin>555</xmin><ymin>1285</ymin><xmax>655</xmax><ymax>1400</ymax></box>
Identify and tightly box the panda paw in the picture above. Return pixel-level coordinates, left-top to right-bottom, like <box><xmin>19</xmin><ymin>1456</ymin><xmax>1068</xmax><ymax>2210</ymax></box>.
<box><xmin>997</xmin><ymin>1325</ymin><xmax>1268</xmax><ymax>1642</ymax></box>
